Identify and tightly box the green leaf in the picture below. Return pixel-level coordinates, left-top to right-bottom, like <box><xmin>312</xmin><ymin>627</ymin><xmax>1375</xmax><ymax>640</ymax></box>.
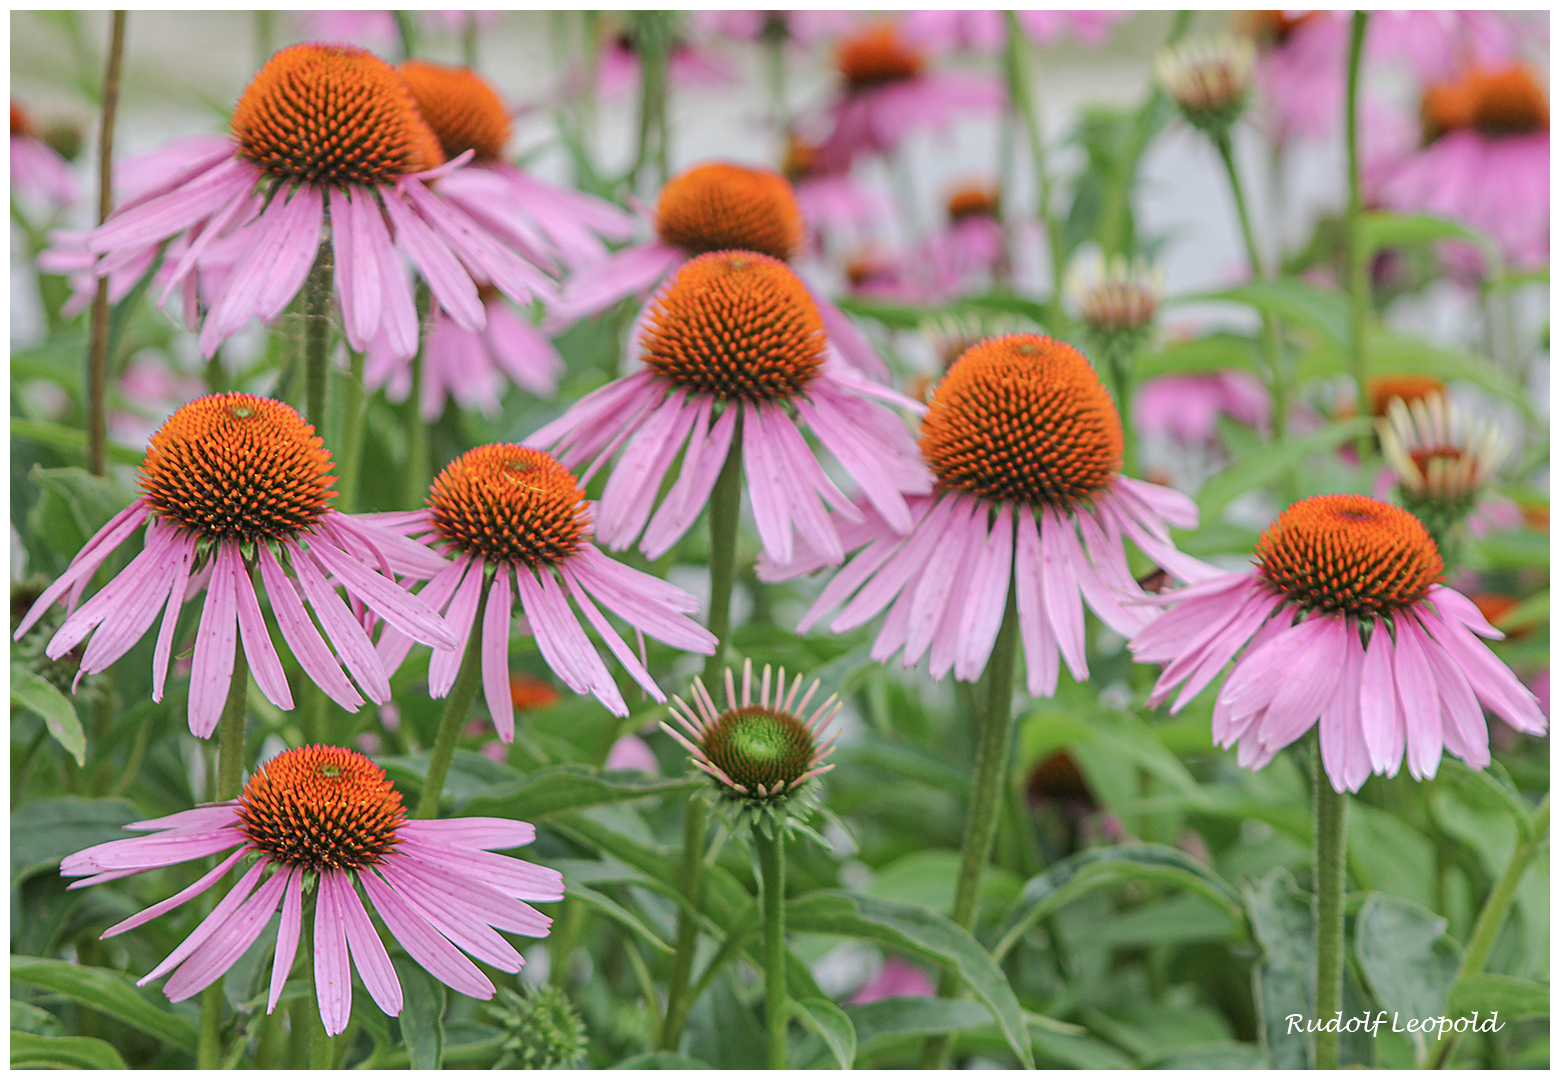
<box><xmin>847</xmin><ymin>998</ymin><xmax>993</xmax><ymax>1054</ymax></box>
<box><xmin>833</xmin><ymin>295</ymin><xmax>936</xmax><ymax>330</ymax></box>
<box><xmin>10</xmin><ymin>999</ymin><xmax>64</xmax><ymax>1036</ymax></box>
<box><xmin>10</xmin><ymin>956</ymin><xmax>199</xmax><ymax>1054</ymax></box>
<box><xmin>1196</xmin><ymin>418</ymin><xmax>1372</xmax><ymax>519</ymax></box>
<box><xmin>791</xmin><ymin>996</ymin><xmax>856</xmax><ymax>1069</ymax></box>
<box><xmin>10</xmin><ymin>668</ymin><xmax>86</xmax><ymax>766</ymax></box>
<box><xmin>1244</xmin><ymin>869</ymin><xmax>1314</xmax><ymax>1070</ymax></box>
<box><xmin>992</xmin><ymin>843</ymin><xmax>1245</xmax><ymax>961</ymax></box>
<box><xmin>1359</xmin><ymin>211</ymin><xmax>1491</xmax><ymax>261</ymax></box>
<box><xmin>1435</xmin><ymin>761</ymin><xmax>1534</xmax><ymax>843</ymax></box>
<box><xmin>459</xmin><ymin>764</ymin><xmax>699</xmax><ymax>820</ymax></box>
<box><xmin>1176</xmin><ymin>279</ymin><xmax>1350</xmax><ymax>346</ymax></box>
<box><xmin>392</xmin><ymin>956</ymin><xmax>445</xmax><ymax>1071</ymax></box>
<box><xmin>11</xmin><ymin>419</ymin><xmax>143</xmax><ymax>466</ymax></box>
<box><xmin>1354</xmin><ymin>894</ymin><xmax>1462</xmax><ymax>1065</ymax></box>
<box><xmin>610</xmin><ymin>1052</ymin><xmax>714</xmax><ymax>1068</ymax></box>
<box><xmin>868</xmin><ymin>850</ymin><xmax>1019</xmax><ymax>917</ymax></box>
<box><xmin>10</xmin><ymin>796</ymin><xmax>139</xmax><ymax>884</ymax></box>
<box><xmin>10</xmin><ymin>1031</ymin><xmax>128</xmax><ymax>1069</ymax></box>
<box><xmin>786</xmin><ymin>892</ymin><xmax>1032</xmax><ymax>1067</ymax></box>
<box><xmin>1135</xmin><ymin>332</ymin><xmax>1262</xmax><ymax>379</ymax></box>
<box><xmin>559</xmin><ymin>878</ymin><xmax>673</xmax><ymax>953</ymax></box>
<box><xmin>1447</xmin><ymin>973</ymin><xmax>1549</xmax><ymax>1022</ymax></box>
<box><xmin>1293</xmin><ymin>330</ymin><xmax>1533</xmax><ymax>416</ymax></box>
<box><xmin>1147</xmin><ymin>1041</ymin><xmax>1268</xmax><ymax>1069</ymax></box>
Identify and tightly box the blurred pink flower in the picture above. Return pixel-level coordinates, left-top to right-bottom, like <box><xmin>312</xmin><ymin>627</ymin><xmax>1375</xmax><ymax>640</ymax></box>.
<box><xmin>605</xmin><ymin>734</ymin><xmax>659</xmax><ymax>775</ymax></box>
<box><xmin>900</xmin><ymin>10</ymin><xmax>1126</xmax><ymax>55</ymax></box>
<box><xmin>1134</xmin><ymin>371</ymin><xmax>1270</xmax><ymax>446</ymax></box>
<box><xmin>849</xmin><ymin>957</ymin><xmax>936</xmax><ymax>1004</ymax></box>
<box><xmin>11</xmin><ymin>102</ymin><xmax>80</xmax><ymax>216</ymax></box>
<box><xmin>593</xmin><ymin>33</ymin><xmax>736</xmax><ymax>100</ymax></box>
<box><xmin>692</xmin><ymin>10</ymin><xmax>860</xmax><ymax>49</ymax></box>
<box><xmin>108</xmin><ymin>355</ymin><xmax>207</xmax><ymax>450</ymax></box>
<box><xmin>920</xmin><ymin>186</ymin><xmax>1007</xmax><ymax>299</ymax></box>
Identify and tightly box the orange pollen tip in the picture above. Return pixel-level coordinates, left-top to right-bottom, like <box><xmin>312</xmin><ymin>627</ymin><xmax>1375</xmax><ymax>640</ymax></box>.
<box><xmin>1423</xmin><ymin>64</ymin><xmax>1548</xmax><ymax>140</ymax></box>
<box><xmin>397</xmin><ymin>59</ymin><xmax>511</xmax><ymax>164</ymax></box>
<box><xmin>138</xmin><ymin>393</ymin><xmax>336</xmax><ymax>542</ymax></box>
<box><xmin>838</xmin><ymin>25</ymin><xmax>925</xmax><ymax>90</ymax></box>
<box><xmin>1368</xmin><ymin>374</ymin><xmax>1445</xmax><ymax>417</ymax></box>
<box><xmin>1254</xmin><ymin>494</ymin><xmax>1443</xmax><ymax>617</ymax></box>
<box><xmin>235</xmin><ymin>744</ymin><xmax>405</xmax><ymax>871</ymax></box>
<box><xmin>920</xmin><ymin>334</ymin><xmax>1123</xmax><ymax>509</ymax></box>
<box><xmin>11</xmin><ymin>102</ymin><xmax>31</xmax><ymax>137</ymax></box>
<box><xmin>655</xmin><ymin>162</ymin><xmax>806</xmax><ymax>263</ymax></box>
<box><xmin>639</xmin><ymin>250</ymin><xmax>826</xmax><ymax>403</ymax></box>
<box><xmin>428</xmin><ymin>444</ymin><xmax>590</xmax><ymax>567</ymax></box>
<box><xmin>946</xmin><ymin>184</ymin><xmax>1000</xmax><ymax>222</ymax></box>
<box><xmin>509</xmin><ymin>673</ymin><xmax>561</xmax><ymax>711</ymax></box>
<box><xmin>232</xmin><ymin>43</ymin><xmax>444</xmax><ymax>186</ymax></box>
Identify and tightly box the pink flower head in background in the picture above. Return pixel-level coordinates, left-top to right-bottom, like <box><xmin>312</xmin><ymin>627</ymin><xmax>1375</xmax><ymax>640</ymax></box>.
<box><xmin>12</xmin><ymin>394</ymin><xmax>456</xmax><ymax>736</ymax></box>
<box><xmin>546</xmin><ymin>159</ymin><xmax>889</xmax><ymax>381</ymax></box>
<box><xmin>762</xmin><ymin>335</ymin><xmax>1215</xmax><ymax>692</ymax></box>
<box><xmin>107</xmin><ymin>354</ymin><xmax>208</xmax><ymax>450</ymax></box>
<box><xmin>899</xmin><ymin>9</ymin><xmax>1127</xmax><ymax>56</ymax></box>
<box><xmin>920</xmin><ymin>183</ymin><xmax>1008</xmax><ymax>299</ymax></box>
<box><xmin>812</xmin><ymin>23</ymin><xmax>1004</xmax><ymax>172</ymax></box>
<box><xmin>1131</xmin><ymin>494</ymin><xmax>1547</xmax><ymax>791</ymax></box>
<box><xmin>11</xmin><ymin>100</ymin><xmax>80</xmax><ymax>216</ymax></box>
<box><xmin>692</xmin><ymin>10</ymin><xmax>861</xmax><ymax>50</ymax></box>
<box><xmin>529</xmin><ymin>251</ymin><xmax>932</xmax><ymax>567</ymax></box>
<box><xmin>591</xmin><ymin>24</ymin><xmax>736</xmax><ymax>101</ymax></box>
<box><xmin>782</xmin><ymin>130</ymin><xmax>884</xmax><ymax>249</ymax></box>
<box><xmin>75</xmin><ymin>43</ymin><xmax>554</xmax><ymax>362</ymax></box>
<box><xmin>1134</xmin><ymin>370</ymin><xmax>1271</xmax><ymax>447</ymax></box>
<box><xmin>1376</xmin><ymin>62</ymin><xmax>1549</xmax><ymax>271</ymax></box>
<box><xmin>374</xmin><ymin>444</ymin><xmax>717</xmax><ymax>736</ymax></box>
<box><xmin>59</xmin><ymin>745</ymin><xmax>563</xmax><ymax>1036</ymax></box>
<box><xmin>605</xmin><ymin>733</ymin><xmax>660</xmax><ymax>775</ymax></box>
<box><xmin>849</xmin><ymin>956</ymin><xmax>937</xmax><ymax>1004</ymax></box>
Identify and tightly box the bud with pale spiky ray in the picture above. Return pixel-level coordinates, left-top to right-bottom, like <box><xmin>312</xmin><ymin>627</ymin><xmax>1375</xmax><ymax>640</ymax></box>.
<box><xmin>1155</xmin><ymin>33</ymin><xmax>1256</xmax><ymax>139</ymax></box>
<box><xmin>1378</xmin><ymin>392</ymin><xmax>1509</xmax><ymax>551</ymax></box>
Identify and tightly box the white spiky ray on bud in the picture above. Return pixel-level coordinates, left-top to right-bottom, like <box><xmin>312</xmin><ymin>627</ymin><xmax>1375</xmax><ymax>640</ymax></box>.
<box><xmin>1378</xmin><ymin>392</ymin><xmax>1510</xmax><ymax>503</ymax></box>
<box><xmin>1154</xmin><ymin>33</ymin><xmax>1257</xmax><ymax>117</ymax></box>
<box><xmin>1066</xmin><ymin>248</ymin><xmax>1164</xmax><ymax>333</ymax></box>
<box><xmin>661</xmin><ymin>657</ymin><xmax>841</xmax><ymax>798</ymax></box>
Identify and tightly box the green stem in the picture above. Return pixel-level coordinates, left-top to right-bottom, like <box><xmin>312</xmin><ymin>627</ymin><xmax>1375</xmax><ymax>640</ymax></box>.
<box><xmin>404</xmin><ymin>344</ymin><xmax>430</xmax><ymax>508</ymax></box>
<box><xmin>763</xmin><ymin>23</ymin><xmax>787</xmax><ymax>131</ymax></box>
<box><xmin>415</xmin><ymin>577</ymin><xmax>491</xmax><ymax>819</ymax></box>
<box><xmin>660</xmin><ymin>418</ymin><xmax>744</xmax><ymax>1049</ymax></box>
<box><xmin>1343</xmin><ymin>11</ymin><xmax>1373</xmax><ymax>462</ymax></box>
<box><xmin>754</xmin><ymin>824</ymin><xmax>788</xmax><ymax>1070</ymax></box>
<box><xmin>921</xmin><ymin>585</ymin><xmax>1021</xmax><ymax>1069</ymax></box>
<box><xmin>338</xmin><ymin>349</ymin><xmax>368</xmax><ymax>512</ymax></box>
<box><xmin>303</xmin><ymin>918</ymin><xmax>334</xmax><ymax>1069</ymax></box>
<box><xmin>1004</xmin><ymin>12</ymin><xmax>1067</xmax><ymax>318</ymax></box>
<box><xmin>85</xmin><ymin>10</ymin><xmax>126</xmax><ymax>477</ymax></box>
<box><xmin>1214</xmin><ymin>130</ymin><xmax>1288</xmax><ymax>444</ymax></box>
<box><xmin>254</xmin><ymin>10</ymin><xmax>274</xmax><ymax>70</ymax></box>
<box><xmin>1312</xmin><ymin>748</ymin><xmax>1348</xmax><ymax>1070</ymax></box>
<box><xmin>1430</xmin><ymin>795</ymin><xmax>1549</xmax><ymax>1069</ymax></box>
<box><xmin>197</xmin><ymin>650</ymin><xmax>249</xmax><ymax>1069</ymax></box>
<box><xmin>632</xmin><ymin>15</ymin><xmax>671</xmax><ymax>191</ymax></box>
<box><xmin>392</xmin><ymin>10</ymin><xmax>417</xmax><ymax>61</ymax></box>
<box><xmin>302</xmin><ymin>248</ymin><xmax>333</xmax><ymax>430</ymax></box>
<box><xmin>461</xmin><ymin>11</ymin><xmax>478</xmax><ymax>67</ymax></box>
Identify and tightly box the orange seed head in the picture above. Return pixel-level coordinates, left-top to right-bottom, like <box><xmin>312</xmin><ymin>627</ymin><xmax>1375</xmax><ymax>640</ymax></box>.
<box><xmin>837</xmin><ymin>25</ymin><xmax>925</xmax><ymax>90</ymax></box>
<box><xmin>639</xmin><ymin>251</ymin><xmax>826</xmax><ymax>402</ymax></box>
<box><xmin>397</xmin><ymin>59</ymin><xmax>511</xmax><ymax>164</ymax></box>
<box><xmin>232</xmin><ymin>43</ymin><xmax>444</xmax><ymax>186</ymax></box>
<box><xmin>920</xmin><ymin>334</ymin><xmax>1123</xmax><ymax>509</ymax></box>
<box><xmin>1254</xmin><ymin>494</ymin><xmax>1443</xmax><ymax>617</ymax></box>
<box><xmin>235</xmin><ymin>745</ymin><xmax>405</xmax><ymax>871</ymax></box>
<box><xmin>656</xmin><ymin>162</ymin><xmax>806</xmax><ymax>262</ymax></box>
<box><xmin>428</xmin><ymin>444</ymin><xmax>590</xmax><ymax>567</ymax></box>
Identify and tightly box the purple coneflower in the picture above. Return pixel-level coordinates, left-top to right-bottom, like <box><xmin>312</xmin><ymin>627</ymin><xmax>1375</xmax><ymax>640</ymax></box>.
<box><xmin>60</xmin><ymin>744</ymin><xmax>562</xmax><ymax>1036</ymax></box>
<box><xmin>13</xmin><ymin>393</ymin><xmax>455</xmax><ymax>736</ymax></box>
<box><xmin>374</xmin><ymin>443</ymin><xmax>717</xmax><ymax>737</ymax></box>
<box><xmin>11</xmin><ymin>101</ymin><xmax>79</xmax><ymax>216</ymax></box>
<box><xmin>529</xmin><ymin>250</ymin><xmax>932</xmax><ymax>566</ymax></box>
<box><xmin>761</xmin><ymin>334</ymin><xmax>1214</xmax><ymax>693</ymax></box>
<box><xmin>1130</xmin><ymin>494</ymin><xmax>1547</xmax><ymax>791</ymax></box>
<box><xmin>76</xmin><ymin>43</ymin><xmax>553</xmax><ymax>362</ymax></box>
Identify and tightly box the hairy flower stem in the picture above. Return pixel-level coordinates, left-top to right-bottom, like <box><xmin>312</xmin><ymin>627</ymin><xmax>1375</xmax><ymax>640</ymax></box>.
<box><xmin>86</xmin><ymin>10</ymin><xmax>127</xmax><ymax>477</ymax></box>
<box><xmin>1004</xmin><ymin>12</ymin><xmax>1066</xmax><ymax>321</ymax></box>
<box><xmin>197</xmin><ymin>650</ymin><xmax>250</xmax><ymax>1068</ymax></box>
<box><xmin>754</xmin><ymin>823</ymin><xmax>788</xmax><ymax>1069</ymax></box>
<box><xmin>302</xmin><ymin>248</ymin><xmax>333</xmax><ymax>430</ymax></box>
<box><xmin>1432</xmin><ymin>795</ymin><xmax>1549</xmax><ymax>1068</ymax></box>
<box><xmin>1214</xmin><ymin>131</ymin><xmax>1288</xmax><ymax>445</ymax></box>
<box><xmin>660</xmin><ymin>423</ymin><xmax>745</xmax><ymax>1049</ymax></box>
<box><xmin>416</xmin><ymin>577</ymin><xmax>492</xmax><ymax>819</ymax></box>
<box><xmin>337</xmin><ymin>349</ymin><xmax>368</xmax><ymax>512</ymax></box>
<box><xmin>922</xmin><ymin>587</ymin><xmax>1021</xmax><ymax>1069</ymax></box>
<box><xmin>1343</xmin><ymin>12</ymin><xmax>1372</xmax><ymax>463</ymax></box>
<box><xmin>1312</xmin><ymin>750</ymin><xmax>1348</xmax><ymax>1070</ymax></box>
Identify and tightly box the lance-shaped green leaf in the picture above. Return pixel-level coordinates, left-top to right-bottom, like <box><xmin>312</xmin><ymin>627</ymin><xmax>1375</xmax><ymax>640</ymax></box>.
<box><xmin>11</xmin><ymin>1031</ymin><xmax>129</xmax><ymax>1070</ymax></box>
<box><xmin>10</xmin><ymin>956</ymin><xmax>198</xmax><ymax>1054</ymax></box>
<box><xmin>1447</xmin><ymin>973</ymin><xmax>1549</xmax><ymax>1022</ymax></box>
<box><xmin>11</xmin><ymin>669</ymin><xmax>85</xmax><ymax>766</ymax></box>
<box><xmin>460</xmin><ymin>764</ymin><xmax>699</xmax><ymax>820</ymax></box>
<box><xmin>791</xmin><ymin>996</ymin><xmax>856</xmax><ymax>1069</ymax></box>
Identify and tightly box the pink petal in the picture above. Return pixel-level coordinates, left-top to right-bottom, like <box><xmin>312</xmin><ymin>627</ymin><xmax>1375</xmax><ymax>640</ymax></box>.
<box><xmin>163</xmin><ymin>864</ymin><xmax>291</xmax><ymax>1002</ymax></box>
<box><xmin>336</xmin><ymin>870</ymin><xmax>405</xmax><ymax>1018</ymax></box>
<box><xmin>428</xmin><ymin>558</ymin><xmax>485</xmax><ymax>697</ymax></box>
<box><xmin>187</xmin><ymin>541</ymin><xmax>241</xmax><ymax>738</ymax></box>
<box><xmin>140</xmin><ymin>860</ymin><xmax>268</xmax><ymax>986</ymax></box>
<box><xmin>268</xmin><ymin>867</ymin><xmax>304</xmax><ymax>1014</ymax></box>
<box><xmin>307</xmin><ymin>530</ymin><xmax>457</xmax><ymax>650</ymax></box>
<box><xmin>15</xmin><ymin>502</ymin><xmax>151</xmax><ymax>640</ymax></box>
<box><xmin>258</xmin><ymin>545</ymin><xmax>364</xmax><ymax>710</ymax></box>
<box><xmin>228</xmin><ymin>545</ymin><xmax>294</xmax><ymax>710</ymax></box>
<box><xmin>359</xmin><ymin>867</ymin><xmax>495</xmax><ymax>999</ymax></box>
<box><xmin>99</xmin><ymin>846</ymin><xmax>249</xmax><ymax>939</ymax></box>
<box><xmin>313</xmin><ymin>871</ymin><xmax>353</xmax><ymax>1036</ymax></box>
<box><xmin>481</xmin><ymin>568</ymin><xmax>516</xmax><ymax>742</ymax></box>
<box><xmin>288</xmin><ymin>541</ymin><xmax>393</xmax><ymax>704</ymax></box>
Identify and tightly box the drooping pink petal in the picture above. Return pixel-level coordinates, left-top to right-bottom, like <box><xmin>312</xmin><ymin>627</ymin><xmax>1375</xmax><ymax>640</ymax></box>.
<box><xmin>954</xmin><ymin>503</ymin><xmax>1015</xmax><ymax>681</ymax></box>
<box><xmin>379</xmin><ymin>187</ymin><xmax>484</xmax><ymax>331</ymax></box>
<box><xmin>359</xmin><ymin>867</ymin><xmax>495</xmax><ymax>999</ymax></box>
<box><xmin>163</xmin><ymin>863</ymin><xmax>292</xmax><ymax>1002</ymax></box>
<box><xmin>200</xmin><ymin>182</ymin><xmax>324</xmax><ymax>356</ymax></box>
<box><xmin>395</xmin><ymin>834</ymin><xmax>565</xmax><ymax>902</ymax></box>
<box><xmin>306</xmin><ymin>533</ymin><xmax>456</xmax><ymax>650</ymax></box>
<box><xmin>1040</xmin><ymin>508</ymin><xmax>1090</xmax><ymax>681</ymax></box>
<box><xmin>544</xmin><ymin>241</ymin><xmax>684</xmax><ymax>332</ymax></box>
<box><xmin>287</xmin><ymin>540</ymin><xmax>392</xmax><ymax>705</ymax></box>
<box><xmin>139</xmin><ymin>860</ymin><xmax>268</xmax><ymax>987</ymax></box>
<box><xmin>904</xmin><ymin>494</ymin><xmax>981</xmax><ymax>667</ymax></box>
<box><xmin>227</xmin><ymin>544</ymin><xmax>294</xmax><ymax>710</ymax></box>
<box><xmin>397</xmin><ymin>818</ymin><xmax>537</xmax><ymax>851</ymax></box>
<box><xmin>481</xmin><ymin>568</ymin><xmax>516</xmax><ymax>742</ymax></box>
<box><xmin>1391</xmin><ymin>615</ymin><xmax>1443</xmax><ymax>780</ymax></box>
<box><xmin>187</xmin><ymin>541</ymin><xmax>241</xmax><ymax>738</ymax></box>
<box><xmin>257</xmin><ymin>545</ymin><xmax>364</xmax><ymax>710</ymax></box>
<box><xmin>268</xmin><ymin>866</ymin><xmax>304</xmax><ymax>1014</ymax></box>
<box><xmin>1014</xmin><ymin>506</ymin><xmax>1060</xmax><ymax>697</ymax></box>
<box><xmin>150</xmin><ymin>531</ymin><xmax>198</xmax><ymax>703</ymax></box>
<box><xmin>313</xmin><ymin>870</ymin><xmax>354</xmax><ymax>1036</ymax></box>
<box><xmin>428</xmin><ymin>558</ymin><xmax>486</xmax><ymax>697</ymax></box>
<box><xmin>598</xmin><ymin>388</ymin><xmax>694</xmax><ymax>550</ymax></box>
<box><xmin>1358</xmin><ymin>623</ymin><xmax>1406</xmax><ymax>773</ymax></box>
<box><xmin>98</xmin><ymin>846</ymin><xmax>249</xmax><ymax>939</ymax></box>
<box><xmin>387</xmin><ymin>852</ymin><xmax>553</xmax><ymax>938</ymax></box>
<box><xmin>567</xmin><ymin>547</ymin><xmax>716</xmax><ymax>653</ymax></box>
<box><xmin>559</xmin><ymin>565</ymin><xmax>664</xmax><ymax>701</ymax></box>
<box><xmin>15</xmin><ymin>501</ymin><xmax>152</xmax><ymax>639</ymax></box>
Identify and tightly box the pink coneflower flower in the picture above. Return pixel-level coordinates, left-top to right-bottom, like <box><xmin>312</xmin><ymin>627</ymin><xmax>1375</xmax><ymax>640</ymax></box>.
<box><xmin>1377</xmin><ymin>63</ymin><xmax>1549</xmax><ymax>270</ymax></box>
<box><xmin>781</xmin><ymin>131</ymin><xmax>884</xmax><ymax>249</ymax></box>
<box><xmin>900</xmin><ymin>10</ymin><xmax>1127</xmax><ymax>55</ymax></box>
<box><xmin>545</xmin><ymin>160</ymin><xmax>888</xmax><ymax>381</ymax></box>
<box><xmin>921</xmin><ymin>184</ymin><xmax>1007</xmax><ymax>299</ymax></box>
<box><xmin>59</xmin><ymin>744</ymin><xmax>563</xmax><ymax>1036</ymax></box>
<box><xmin>529</xmin><ymin>251</ymin><xmax>932</xmax><ymax>567</ymax></box>
<box><xmin>760</xmin><ymin>335</ymin><xmax>1214</xmax><ymax>692</ymax></box>
<box><xmin>107</xmin><ymin>354</ymin><xmax>207</xmax><ymax>450</ymax></box>
<box><xmin>661</xmin><ymin>658</ymin><xmax>840</xmax><ymax>803</ymax></box>
<box><xmin>375</xmin><ymin>444</ymin><xmax>717</xmax><ymax>737</ymax></box>
<box><xmin>11</xmin><ymin>101</ymin><xmax>80</xmax><ymax>216</ymax></box>
<box><xmin>812</xmin><ymin>23</ymin><xmax>1003</xmax><ymax>172</ymax></box>
<box><xmin>849</xmin><ymin>956</ymin><xmax>937</xmax><ymax>1004</ymax></box>
<box><xmin>1129</xmin><ymin>494</ymin><xmax>1548</xmax><ymax>791</ymax></box>
<box><xmin>592</xmin><ymin>26</ymin><xmax>736</xmax><ymax>100</ymax></box>
<box><xmin>12</xmin><ymin>394</ymin><xmax>456</xmax><ymax>737</ymax></box>
<box><xmin>605</xmin><ymin>733</ymin><xmax>660</xmax><ymax>775</ymax></box>
<box><xmin>76</xmin><ymin>43</ymin><xmax>553</xmax><ymax>362</ymax></box>
<box><xmin>1135</xmin><ymin>371</ymin><xmax>1271</xmax><ymax>447</ymax></box>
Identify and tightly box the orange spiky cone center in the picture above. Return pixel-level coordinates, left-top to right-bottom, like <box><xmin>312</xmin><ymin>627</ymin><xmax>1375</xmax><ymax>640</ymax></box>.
<box><xmin>920</xmin><ymin>334</ymin><xmax>1123</xmax><ymax>509</ymax></box>
<box><xmin>838</xmin><ymin>25</ymin><xmax>925</xmax><ymax>90</ymax></box>
<box><xmin>232</xmin><ymin>42</ymin><xmax>445</xmax><ymax>185</ymax></box>
<box><xmin>235</xmin><ymin>745</ymin><xmax>405</xmax><ymax>870</ymax></box>
<box><xmin>427</xmin><ymin>444</ymin><xmax>590</xmax><ymax>567</ymax></box>
<box><xmin>1367</xmin><ymin>374</ymin><xmax>1445</xmax><ymax>417</ymax></box>
<box><xmin>1423</xmin><ymin>63</ymin><xmax>1548</xmax><ymax>141</ymax></box>
<box><xmin>1255</xmin><ymin>494</ymin><xmax>1443</xmax><ymax>616</ymax></box>
<box><xmin>397</xmin><ymin>58</ymin><xmax>512</xmax><ymax>164</ymax></box>
<box><xmin>946</xmin><ymin>184</ymin><xmax>1000</xmax><ymax>222</ymax></box>
<box><xmin>655</xmin><ymin>162</ymin><xmax>806</xmax><ymax>262</ymax></box>
<box><xmin>138</xmin><ymin>393</ymin><xmax>337</xmax><ymax>542</ymax></box>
